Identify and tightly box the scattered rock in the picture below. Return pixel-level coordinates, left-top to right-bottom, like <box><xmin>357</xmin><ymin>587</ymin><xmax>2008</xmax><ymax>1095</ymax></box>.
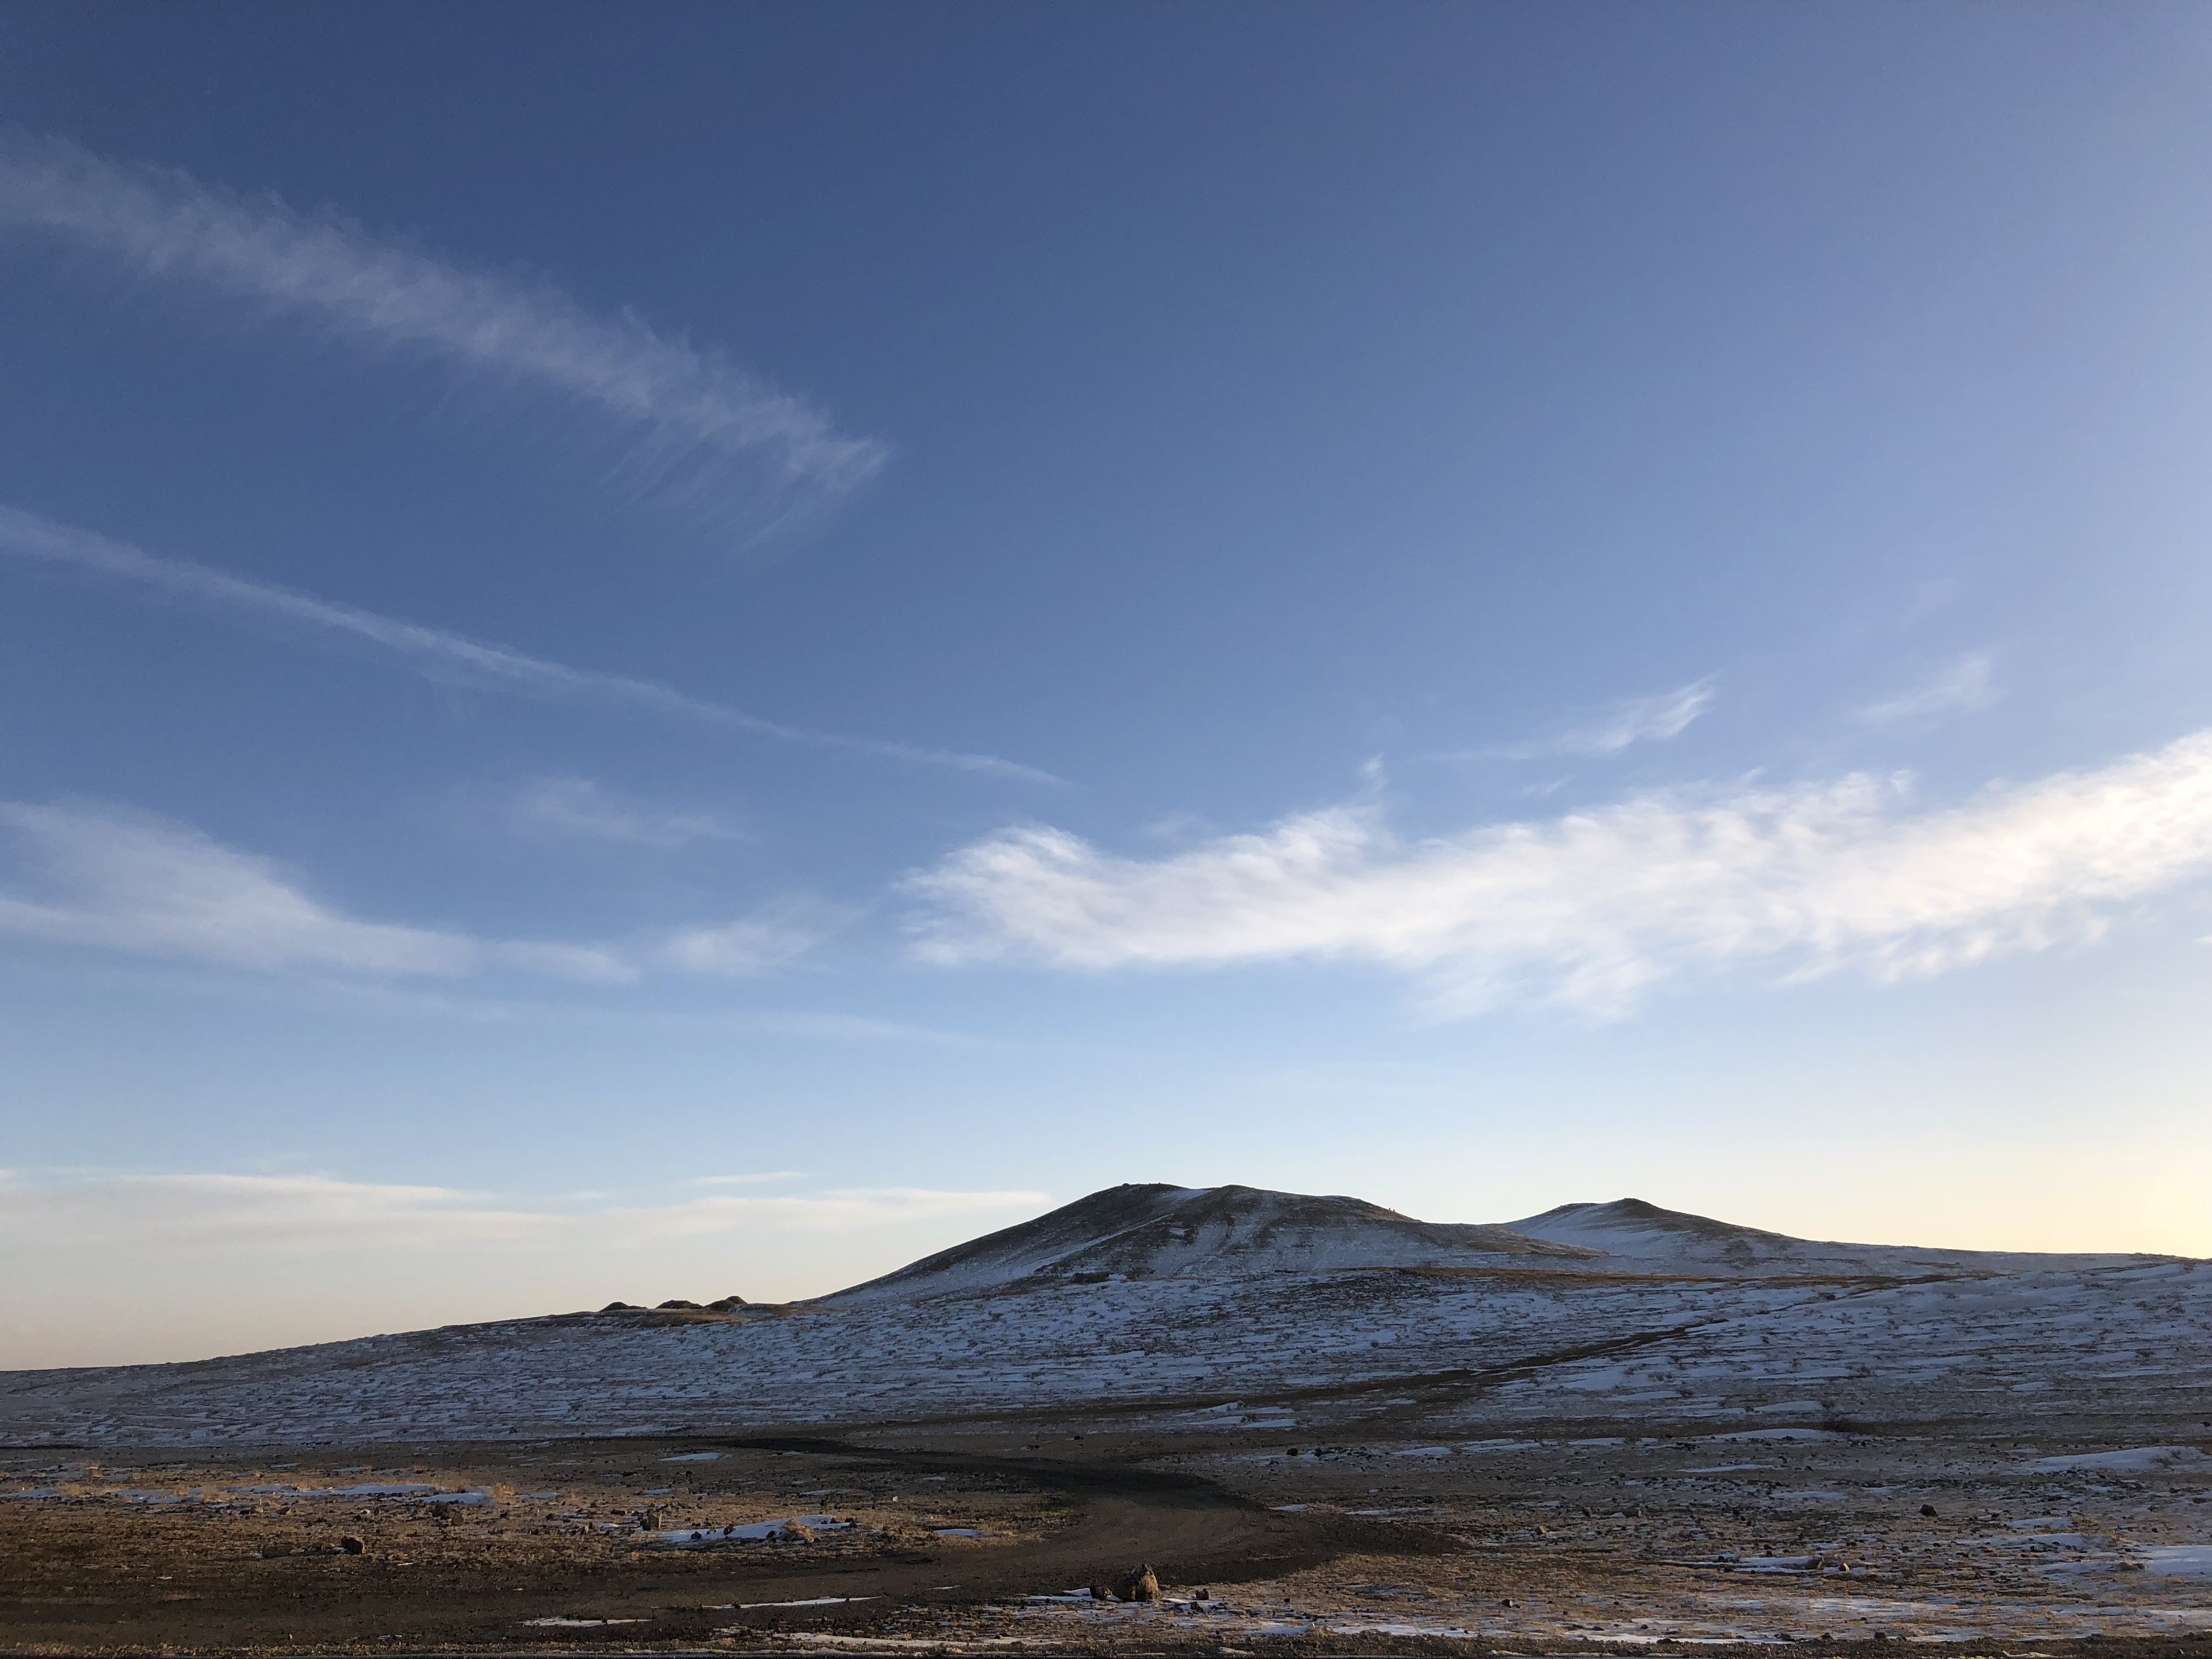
<box><xmin>1088</xmin><ymin>1584</ymin><xmax>1115</xmax><ymax>1602</ymax></box>
<box><xmin>637</xmin><ymin>1511</ymin><xmax>662</xmax><ymax>1532</ymax></box>
<box><xmin>1119</xmin><ymin>1562</ymin><xmax>1161</xmax><ymax>1602</ymax></box>
<box><xmin>1920</xmin><ymin>1504</ymin><xmax>1938</xmax><ymax>1517</ymax></box>
<box><xmin>337</xmin><ymin>1536</ymin><xmax>365</xmax><ymax>1555</ymax></box>
<box><xmin>258</xmin><ymin>1540</ymin><xmax>294</xmax><ymax>1559</ymax></box>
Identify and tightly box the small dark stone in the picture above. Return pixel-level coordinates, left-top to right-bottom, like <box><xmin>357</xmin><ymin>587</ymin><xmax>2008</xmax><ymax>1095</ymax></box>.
<box><xmin>338</xmin><ymin>1535</ymin><xmax>365</xmax><ymax>1555</ymax></box>
<box><xmin>1088</xmin><ymin>1585</ymin><xmax>1115</xmax><ymax>1601</ymax></box>
<box><xmin>1920</xmin><ymin>1503</ymin><xmax>1938</xmax><ymax>1517</ymax></box>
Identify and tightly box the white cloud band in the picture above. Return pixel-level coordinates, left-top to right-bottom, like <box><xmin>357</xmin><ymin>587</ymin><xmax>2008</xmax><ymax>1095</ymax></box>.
<box><xmin>908</xmin><ymin>729</ymin><xmax>2212</xmax><ymax>1017</ymax></box>
<box><xmin>0</xmin><ymin>799</ymin><xmax>840</xmax><ymax>985</ymax></box>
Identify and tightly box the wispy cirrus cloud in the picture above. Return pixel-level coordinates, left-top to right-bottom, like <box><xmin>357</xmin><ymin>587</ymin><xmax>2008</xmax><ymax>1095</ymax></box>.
<box><xmin>0</xmin><ymin>799</ymin><xmax>632</xmax><ymax>983</ymax></box>
<box><xmin>508</xmin><ymin>776</ymin><xmax>742</xmax><ymax>848</ymax></box>
<box><xmin>0</xmin><ymin>799</ymin><xmax>840</xmax><ymax>985</ymax></box>
<box><xmin>1855</xmin><ymin>652</ymin><xmax>1997</xmax><ymax>726</ymax></box>
<box><xmin>0</xmin><ymin>134</ymin><xmax>883</xmax><ymax>535</ymax></box>
<box><xmin>0</xmin><ymin>506</ymin><xmax>1060</xmax><ymax>783</ymax></box>
<box><xmin>656</xmin><ymin>900</ymin><xmax>853</xmax><ymax>977</ymax></box>
<box><xmin>0</xmin><ymin>1170</ymin><xmax>1049</xmax><ymax>1256</ymax></box>
<box><xmin>1458</xmin><ymin>676</ymin><xmax>1717</xmax><ymax>761</ymax></box>
<box><xmin>907</xmin><ymin>727</ymin><xmax>2212</xmax><ymax>1018</ymax></box>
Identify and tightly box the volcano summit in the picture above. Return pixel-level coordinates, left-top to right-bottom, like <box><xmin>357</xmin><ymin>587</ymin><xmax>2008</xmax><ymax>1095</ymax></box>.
<box><xmin>822</xmin><ymin>1182</ymin><xmax>1606</xmax><ymax>1303</ymax></box>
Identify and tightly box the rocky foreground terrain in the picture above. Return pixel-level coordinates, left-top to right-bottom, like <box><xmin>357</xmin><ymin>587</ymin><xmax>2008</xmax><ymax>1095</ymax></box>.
<box><xmin>3</xmin><ymin>1186</ymin><xmax>2208</xmax><ymax>1653</ymax></box>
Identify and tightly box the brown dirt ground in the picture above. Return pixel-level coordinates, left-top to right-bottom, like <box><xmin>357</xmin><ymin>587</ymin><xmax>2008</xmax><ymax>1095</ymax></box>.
<box><xmin>3</xmin><ymin>1426</ymin><xmax>2207</xmax><ymax>1657</ymax></box>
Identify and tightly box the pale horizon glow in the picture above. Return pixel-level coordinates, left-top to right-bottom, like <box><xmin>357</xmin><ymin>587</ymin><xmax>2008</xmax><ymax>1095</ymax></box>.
<box><xmin>0</xmin><ymin>1171</ymin><xmax>1051</xmax><ymax>1368</ymax></box>
<box><xmin>0</xmin><ymin>1169</ymin><xmax>1051</xmax><ymax>1254</ymax></box>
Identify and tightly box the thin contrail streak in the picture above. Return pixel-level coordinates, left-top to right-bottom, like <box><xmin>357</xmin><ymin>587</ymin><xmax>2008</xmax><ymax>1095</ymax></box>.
<box><xmin>0</xmin><ymin>506</ymin><xmax>1061</xmax><ymax>785</ymax></box>
<box><xmin>0</xmin><ymin>134</ymin><xmax>887</xmax><ymax>532</ymax></box>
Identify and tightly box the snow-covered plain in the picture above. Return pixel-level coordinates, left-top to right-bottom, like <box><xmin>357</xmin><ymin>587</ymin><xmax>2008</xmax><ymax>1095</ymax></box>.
<box><xmin>2</xmin><ymin>1239</ymin><xmax>2205</xmax><ymax>1450</ymax></box>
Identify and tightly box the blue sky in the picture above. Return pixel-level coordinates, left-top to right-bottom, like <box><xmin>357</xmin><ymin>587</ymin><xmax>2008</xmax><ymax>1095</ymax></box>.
<box><xmin>4</xmin><ymin>4</ymin><xmax>2211</xmax><ymax>1365</ymax></box>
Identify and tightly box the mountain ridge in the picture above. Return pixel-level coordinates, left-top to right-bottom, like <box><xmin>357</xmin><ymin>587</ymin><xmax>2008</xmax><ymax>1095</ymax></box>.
<box><xmin>818</xmin><ymin>1184</ymin><xmax>2181</xmax><ymax>1305</ymax></box>
<box><xmin>816</xmin><ymin>1182</ymin><xmax>1604</xmax><ymax>1305</ymax></box>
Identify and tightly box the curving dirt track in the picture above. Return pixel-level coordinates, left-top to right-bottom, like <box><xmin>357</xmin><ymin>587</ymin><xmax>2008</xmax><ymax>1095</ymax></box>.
<box><xmin>9</xmin><ymin>1408</ymin><xmax>2212</xmax><ymax>1654</ymax></box>
<box><xmin>0</xmin><ymin>1434</ymin><xmax>1451</xmax><ymax>1651</ymax></box>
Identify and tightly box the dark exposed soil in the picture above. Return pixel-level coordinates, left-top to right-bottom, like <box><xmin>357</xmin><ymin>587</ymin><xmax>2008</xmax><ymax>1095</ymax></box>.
<box><xmin>0</xmin><ymin>1433</ymin><xmax>1447</xmax><ymax>1652</ymax></box>
<box><xmin>4</xmin><ymin>1420</ymin><xmax>2208</xmax><ymax>1656</ymax></box>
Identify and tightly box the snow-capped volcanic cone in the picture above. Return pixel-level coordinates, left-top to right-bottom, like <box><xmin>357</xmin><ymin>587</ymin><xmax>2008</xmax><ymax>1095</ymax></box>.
<box><xmin>1501</xmin><ymin>1197</ymin><xmax>2174</xmax><ymax>1278</ymax></box>
<box><xmin>819</xmin><ymin>1182</ymin><xmax>1603</xmax><ymax>1305</ymax></box>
